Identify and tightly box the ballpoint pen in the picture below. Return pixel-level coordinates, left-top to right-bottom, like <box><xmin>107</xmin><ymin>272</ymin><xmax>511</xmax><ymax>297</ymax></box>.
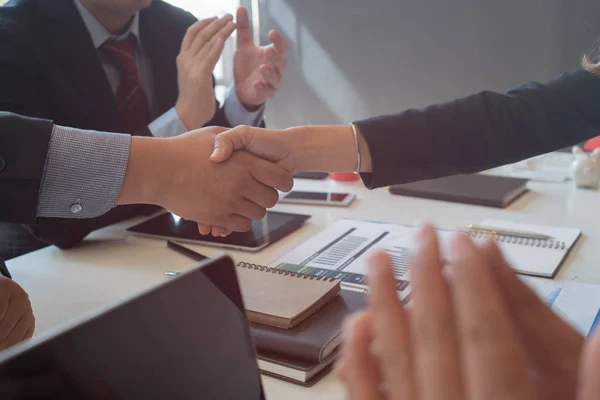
<box><xmin>165</xmin><ymin>240</ymin><xmax>209</xmax><ymax>277</ymax></box>
<box><xmin>465</xmin><ymin>224</ymin><xmax>554</xmax><ymax>240</ymax></box>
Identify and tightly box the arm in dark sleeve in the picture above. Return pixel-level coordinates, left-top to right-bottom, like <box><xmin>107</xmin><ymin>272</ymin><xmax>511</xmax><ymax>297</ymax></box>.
<box><xmin>0</xmin><ymin>258</ymin><xmax>11</xmax><ymax>279</ymax></box>
<box><xmin>356</xmin><ymin>67</ymin><xmax>600</xmax><ymax>189</ymax></box>
<box><xmin>0</xmin><ymin>112</ymin><xmax>53</xmax><ymax>224</ymax></box>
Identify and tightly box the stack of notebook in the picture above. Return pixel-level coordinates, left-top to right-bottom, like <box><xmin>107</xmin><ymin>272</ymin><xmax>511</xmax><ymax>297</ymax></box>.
<box><xmin>235</xmin><ymin>262</ymin><xmax>366</xmax><ymax>386</ymax></box>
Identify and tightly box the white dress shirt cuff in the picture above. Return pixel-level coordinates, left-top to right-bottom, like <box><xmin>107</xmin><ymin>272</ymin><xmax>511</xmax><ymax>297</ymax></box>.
<box><xmin>148</xmin><ymin>108</ymin><xmax>189</xmax><ymax>138</ymax></box>
<box><xmin>37</xmin><ymin>126</ymin><xmax>131</xmax><ymax>219</ymax></box>
<box><xmin>224</xmin><ymin>88</ymin><xmax>265</xmax><ymax>127</ymax></box>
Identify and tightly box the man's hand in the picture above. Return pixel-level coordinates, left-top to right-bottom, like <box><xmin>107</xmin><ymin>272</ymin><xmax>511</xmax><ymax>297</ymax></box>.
<box><xmin>211</xmin><ymin>125</ymin><xmax>297</xmax><ymax>173</ymax></box>
<box><xmin>234</xmin><ymin>7</ymin><xmax>288</xmax><ymax>107</ymax></box>
<box><xmin>0</xmin><ymin>277</ymin><xmax>35</xmax><ymax>351</ymax></box>
<box><xmin>117</xmin><ymin>127</ymin><xmax>293</xmax><ymax>233</ymax></box>
<box><xmin>175</xmin><ymin>15</ymin><xmax>236</xmax><ymax>130</ymax></box>
<box><xmin>210</xmin><ymin>124</ymin><xmax>370</xmax><ymax>176</ymax></box>
<box><xmin>336</xmin><ymin>226</ymin><xmax>596</xmax><ymax>400</ymax></box>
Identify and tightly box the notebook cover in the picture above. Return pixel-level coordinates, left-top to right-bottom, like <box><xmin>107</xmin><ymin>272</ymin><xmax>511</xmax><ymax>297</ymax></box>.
<box><xmin>389</xmin><ymin>174</ymin><xmax>529</xmax><ymax>208</ymax></box>
<box><xmin>251</xmin><ymin>290</ymin><xmax>366</xmax><ymax>364</ymax></box>
<box><xmin>257</xmin><ymin>350</ymin><xmax>337</xmax><ymax>387</ymax></box>
<box><xmin>238</xmin><ymin>264</ymin><xmax>341</xmax><ymax>329</ymax></box>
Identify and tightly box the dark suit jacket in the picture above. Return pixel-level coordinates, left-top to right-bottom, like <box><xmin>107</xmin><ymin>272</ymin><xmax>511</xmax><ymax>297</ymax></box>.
<box><xmin>0</xmin><ymin>112</ymin><xmax>52</xmax><ymax>226</ymax></box>
<box><xmin>0</xmin><ymin>0</ymin><xmax>234</xmax><ymax>248</ymax></box>
<box><xmin>356</xmin><ymin>67</ymin><xmax>600</xmax><ymax>189</ymax></box>
<box><xmin>0</xmin><ymin>259</ymin><xmax>10</xmax><ymax>278</ymax></box>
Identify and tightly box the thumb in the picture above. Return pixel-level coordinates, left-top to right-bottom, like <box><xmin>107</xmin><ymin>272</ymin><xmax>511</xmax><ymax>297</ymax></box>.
<box><xmin>577</xmin><ymin>328</ymin><xmax>600</xmax><ymax>399</ymax></box>
<box><xmin>210</xmin><ymin>127</ymin><xmax>254</xmax><ymax>163</ymax></box>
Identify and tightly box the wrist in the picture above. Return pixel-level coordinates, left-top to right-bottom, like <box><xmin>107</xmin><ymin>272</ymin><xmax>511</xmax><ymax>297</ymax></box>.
<box><xmin>286</xmin><ymin>125</ymin><xmax>359</xmax><ymax>173</ymax></box>
<box><xmin>175</xmin><ymin>101</ymin><xmax>210</xmax><ymax>131</ymax></box>
<box><xmin>117</xmin><ymin>136</ymin><xmax>173</xmax><ymax>207</ymax></box>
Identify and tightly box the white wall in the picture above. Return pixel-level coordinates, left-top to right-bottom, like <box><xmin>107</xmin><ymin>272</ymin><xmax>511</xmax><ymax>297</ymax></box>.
<box><xmin>256</xmin><ymin>0</ymin><xmax>600</xmax><ymax>128</ymax></box>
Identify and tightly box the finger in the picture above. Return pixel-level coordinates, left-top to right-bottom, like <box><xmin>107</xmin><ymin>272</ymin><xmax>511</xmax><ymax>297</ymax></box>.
<box><xmin>484</xmin><ymin>240</ymin><xmax>583</xmax><ymax>395</ymax></box>
<box><xmin>197</xmin><ymin>223</ymin><xmax>212</xmax><ymax>235</ymax></box>
<box><xmin>210</xmin><ymin>127</ymin><xmax>253</xmax><ymax>163</ymax></box>
<box><xmin>367</xmin><ymin>251</ymin><xmax>417</xmax><ymax>399</ymax></box>
<box><xmin>211</xmin><ymin>226</ymin><xmax>227</xmax><ymax>237</ymax></box>
<box><xmin>339</xmin><ymin>312</ymin><xmax>384</xmax><ymax>400</ymax></box>
<box><xmin>254</xmin><ymin>82</ymin><xmax>277</xmax><ymax>100</ymax></box>
<box><xmin>197</xmin><ymin>37</ymin><xmax>226</xmax><ymax>71</ymax></box>
<box><xmin>578</xmin><ymin>328</ymin><xmax>600</xmax><ymax>399</ymax></box>
<box><xmin>410</xmin><ymin>226</ymin><xmax>463</xmax><ymax>400</ymax></box>
<box><xmin>189</xmin><ymin>15</ymin><xmax>234</xmax><ymax>55</ymax></box>
<box><xmin>243</xmin><ymin>180</ymin><xmax>279</xmax><ymax>209</ymax></box>
<box><xmin>260</xmin><ymin>64</ymin><xmax>281</xmax><ymax>89</ymax></box>
<box><xmin>212</xmin><ymin>228</ymin><xmax>233</xmax><ymax>237</ymax></box>
<box><xmin>22</xmin><ymin>325</ymin><xmax>34</xmax><ymax>341</ymax></box>
<box><xmin>268</xmin><ymin>30</ymin><xmax>289</xmax><ymax>53</ymax></box>
<box><xmin>195</xmin><ymin>21</ymin><xmax>234</xmax><ymax>64</ymax></box>
<box><xmin>236</xmin><ymin>199</ymin><xmax>267</xmax><ymax>221</ymax></box>
<box><xmin>0</xmin><ymin>297</ymin><xmax>23</xmax><ymax>343</ymax></box>
<box><xmin>236</xmin><ymin>6</ymin><xmax>253</xmax><ymax>49</ymax></box>
<box><xmin>448</xmin><ymin>234</ymin><xmax>533</xmax><ymax>400</ymax></box>
<box><xmin>0</xmin><ymin>292</ymin><xmax>8</xmax><ymax>322</ymax></box>
<box><xmin>0</xmin><ymin>312</ymin><xmax>30</xmax><ymax>351</ymax></box>
<box><xmin>221</xmin><ymin>214</ymin><xmax>253</xmax><ymax>232</ymax></box>
<box><xmin>249</xmin><ymin>158</ymin><xmax>293</xmax><ymax>192</ymax></box>
<box><xmin>181</xmin><ymin>17</ymin><xmax>218</xmax><ymax>52</ymax></box>
<box><xmin>265</xmin><ymin>46</ymin><xmax>288</xmax><ymax>70</ymax></box>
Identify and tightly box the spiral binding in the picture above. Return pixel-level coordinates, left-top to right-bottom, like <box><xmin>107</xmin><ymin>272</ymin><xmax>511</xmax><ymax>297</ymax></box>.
<box><xmin>467</xmin><ymin>231</ymin><xmax>566</xmax><ymax>250</ymax></box>
<box><xmin>236</xmin><ymin>262</ymin><xmax>337</xmax><ymax>282</ymax></box>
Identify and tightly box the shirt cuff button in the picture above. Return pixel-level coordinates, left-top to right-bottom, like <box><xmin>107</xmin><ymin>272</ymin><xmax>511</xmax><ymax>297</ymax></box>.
<box><xmin>70</xmin><ymin>203</ymin><xmax>83</xmax><ymax>214</ymax></box>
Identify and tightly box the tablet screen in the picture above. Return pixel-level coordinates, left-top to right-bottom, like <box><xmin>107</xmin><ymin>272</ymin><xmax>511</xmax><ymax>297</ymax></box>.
<box><xmin>127</xmin><ymin>211</ymin><xmax>310</xmax><ymax>250</ymax></box>
<box><xmin>0</xmin><ymin>256</ymin><xmax>265</xmax><ymax>400</ymax></box>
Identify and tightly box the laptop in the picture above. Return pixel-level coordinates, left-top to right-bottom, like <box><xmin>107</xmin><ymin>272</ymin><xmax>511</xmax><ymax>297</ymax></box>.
<box><xmin>0</xmin><ymin>256</ymin><xmax>265</xmax><ymax>400</ymax></box>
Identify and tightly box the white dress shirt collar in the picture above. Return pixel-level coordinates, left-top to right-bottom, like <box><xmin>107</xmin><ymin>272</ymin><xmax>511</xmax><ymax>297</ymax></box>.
<box><xmin>73</xmin><ymin>0</ymin><xmax>142</xmax><ymax>48</ymax></box>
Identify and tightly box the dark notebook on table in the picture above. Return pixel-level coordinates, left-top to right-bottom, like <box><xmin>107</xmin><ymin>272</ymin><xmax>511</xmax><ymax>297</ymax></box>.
<box><xmin>252</xmin><ymin>290</ymin><xmax>366</xmax><ymax>386</ymax></box>
<box><xmin>389</xmin><ymin>174</ymin><xmax>529</xmax><ymax>208</ymax></box>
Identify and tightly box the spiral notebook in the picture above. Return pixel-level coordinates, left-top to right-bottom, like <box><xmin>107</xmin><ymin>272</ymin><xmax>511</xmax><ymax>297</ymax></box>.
<box><xmin>236</xmin><ymin>262</ymin><xmax>341</xmax><ymax>329</ymax></box>
<box><xmin>467</xmin><ymin>219</ymin><xmax>582</xmax><ymax>278</ymax></box>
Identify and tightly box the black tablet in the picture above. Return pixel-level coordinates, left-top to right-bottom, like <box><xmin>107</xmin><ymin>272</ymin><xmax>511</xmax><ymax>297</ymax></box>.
<box><xmin>127</xmin><ymin>211</ymin><xmax>311</xmax><ymax>252</ymax></box>
<box><xmin>0</xmin><ymin>255</ymin><xmax>265</xmax><ymax>400</ymax></box>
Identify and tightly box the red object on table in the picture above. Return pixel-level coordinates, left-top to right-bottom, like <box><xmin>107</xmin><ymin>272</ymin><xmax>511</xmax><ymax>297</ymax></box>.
<box><xmin>584</xmin><ymin>137</ymin><xmax>600</xmax><ymax>151</ymax></box>
<box><xmin>329</xmin><ymin>172</ymin><xmax>360</xmax><ymax>182</ymax></box>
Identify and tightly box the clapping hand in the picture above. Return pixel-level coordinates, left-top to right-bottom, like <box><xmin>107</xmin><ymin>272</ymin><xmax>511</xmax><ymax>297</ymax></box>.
<box><xmin>234</xmin><ymin>7</ymin><xmax>288</xmax><ymax>108</ymax></box>
<box><xmin>336</xmin><ymin>226</ymin><xmax>600</xmax><ymax>400</ymax></box>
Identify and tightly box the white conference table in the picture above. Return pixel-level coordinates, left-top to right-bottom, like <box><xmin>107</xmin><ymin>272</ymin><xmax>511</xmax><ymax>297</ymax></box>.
<box><xmin>7</xmin><ymin>173</ymin><xmax>600</xmax><ymax>399</ymax></box>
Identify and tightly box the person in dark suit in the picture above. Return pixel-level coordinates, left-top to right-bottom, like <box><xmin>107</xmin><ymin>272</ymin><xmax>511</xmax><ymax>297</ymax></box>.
<box><xmin>205</xmin><ymin>61</ymin><xmax>600</xmax><ymax>235</ymax></box>
<box><xmin>0</xmin><ymin>111</ymin><xmax>292</xmax><ymax>351</ymax></box>
<box><xmin>0</xmin><ymin>0</ymin><xmax>288</xmax><ymax>258</ymax></box>
<box><xmin>210</xmin><ymin>63</ymin><xmax>600</xmax><ymax>186</ymax></box>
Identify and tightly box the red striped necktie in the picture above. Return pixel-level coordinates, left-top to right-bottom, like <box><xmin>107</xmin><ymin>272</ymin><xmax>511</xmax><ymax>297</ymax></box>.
<box><xmin>101</xmin><ymin>36</ymin><xmax>151</xmax><ymax>134</ymax></box>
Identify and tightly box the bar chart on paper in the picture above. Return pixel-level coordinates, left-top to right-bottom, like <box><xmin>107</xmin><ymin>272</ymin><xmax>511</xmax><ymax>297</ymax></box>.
<box><xmin>269</xmin><ymin>219</ymin><xmax>441</xmax><ymax>299</ymax></box>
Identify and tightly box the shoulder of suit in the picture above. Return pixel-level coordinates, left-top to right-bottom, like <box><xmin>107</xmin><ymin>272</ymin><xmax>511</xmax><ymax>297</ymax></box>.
<box><xmin>0</xmin><ymin>0</ymin><xmax>41</xmax><ymax>54</ymax></box>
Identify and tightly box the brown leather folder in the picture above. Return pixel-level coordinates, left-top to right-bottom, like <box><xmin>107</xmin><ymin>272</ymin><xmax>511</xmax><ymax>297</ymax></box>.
<box><xmin>251</xmin><ymin>290</ymin><xmax>366</xmax><ymax>364</ymax></box>
<box><xmin>389</xmin><ymin>173</ymin><xmax>529</xmax><ymax>208</ymax></box>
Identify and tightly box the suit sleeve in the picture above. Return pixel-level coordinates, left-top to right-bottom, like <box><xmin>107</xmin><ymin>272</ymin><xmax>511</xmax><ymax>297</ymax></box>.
<box><xmin>0</xmin><ymin>258</ymin><xmax>10</xmax><ymax>279</ymax></box>
<box><xmin>0</xmin><ymin>112</ymin><xmax>53</xmax><ymax>225</ymax></box>
<box><xmin>356</xmin><ymin>67</ymin><xmax>600</xmax><ymax>189</ymax></box>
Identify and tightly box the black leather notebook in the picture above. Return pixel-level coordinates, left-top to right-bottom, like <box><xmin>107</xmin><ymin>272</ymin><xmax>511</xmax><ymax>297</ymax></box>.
<box><xmin>389</xmin><ymin>174</ymin><xmax>529</xmax><ymax>208</ymax></box>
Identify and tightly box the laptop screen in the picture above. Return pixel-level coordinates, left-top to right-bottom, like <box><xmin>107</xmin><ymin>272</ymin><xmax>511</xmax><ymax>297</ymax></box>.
<box><xmin>0</xmin><ymin>256</ymin><xmax>265</xmax><ymax>400</ymax></box>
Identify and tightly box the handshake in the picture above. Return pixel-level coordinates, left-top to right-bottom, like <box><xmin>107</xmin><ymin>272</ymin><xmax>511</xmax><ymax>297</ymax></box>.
<box><xmin>116</xmin><ymin>125</ymin><xmax>325</xmax><ymax>235</ymax></box>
